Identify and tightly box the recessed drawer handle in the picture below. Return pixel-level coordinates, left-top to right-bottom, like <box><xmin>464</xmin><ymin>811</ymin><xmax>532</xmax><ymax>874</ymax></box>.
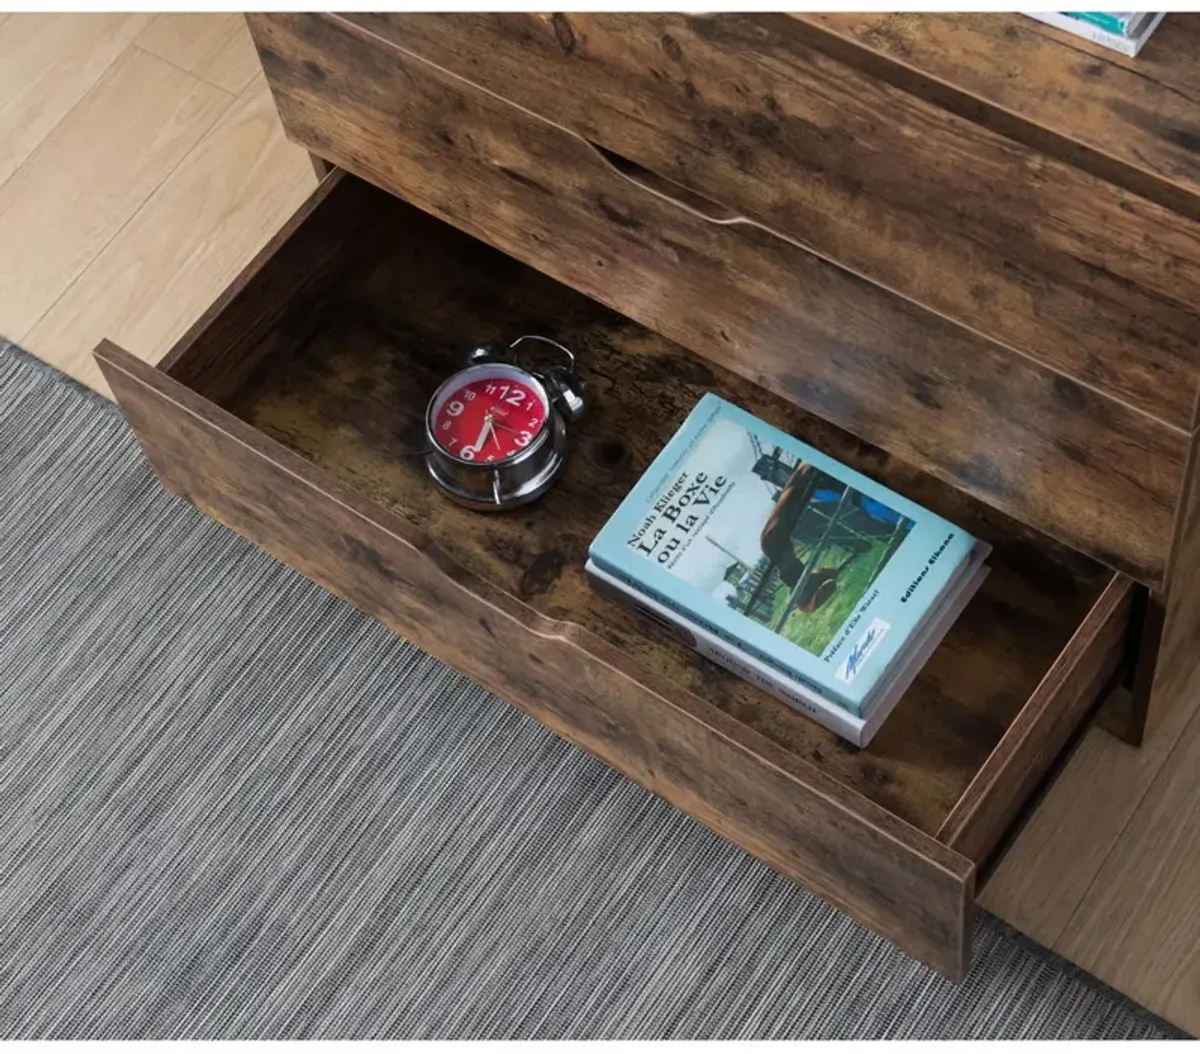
<box><xmin>585</xmin><ymin>140</ymin><xmax>749</xmax><ymax>226</ymax></box>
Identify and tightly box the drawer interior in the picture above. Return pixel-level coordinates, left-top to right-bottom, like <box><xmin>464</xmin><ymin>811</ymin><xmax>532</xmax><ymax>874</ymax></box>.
<box><xmin>165</xmin><ymin>175</ymin><xmax>1122</xmax><ymax>843</ymax></box>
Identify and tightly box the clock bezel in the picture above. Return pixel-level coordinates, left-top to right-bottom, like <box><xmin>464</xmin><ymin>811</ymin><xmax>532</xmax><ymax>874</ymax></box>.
<box><xmin>425</xmin><ymin>362</ymin><xmax>553</xmax><ymax>469</ymax></box>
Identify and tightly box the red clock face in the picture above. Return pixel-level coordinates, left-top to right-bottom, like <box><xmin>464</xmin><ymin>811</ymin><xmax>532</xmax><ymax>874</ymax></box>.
<box><xmin>430</xmin><ymin>365</ymin><xmax>549</xmax><ymax>463</ymax></box>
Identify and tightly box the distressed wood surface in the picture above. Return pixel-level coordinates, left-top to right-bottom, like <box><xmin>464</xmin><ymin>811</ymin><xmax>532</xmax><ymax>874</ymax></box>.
<box><xmin>97</xmin><ymin>338</ymin><xmax>977</xmax><ymax>979</ymax></box>
<box><xmin>145</xmin><ymin>176</ymin><xmax>1116</xmax><ymax>842</ymax></box>
<box><xmin>1094</xmin><ymin>587</ymin><xmax>1162</xmax><ymax>746</ymax></box>
<box><xmin>63</xmin><ymin>11</ymin><xmax>1200</xmax><ymax>1002</ymax></box>
<box><xmin>793</xmin><ymin>13</ymin><xmax>1200</xmax><ymax>223</ymax></box>
<box><xmin>158</xmin><ymin>170</ymin><xmax>376</xmax><ymax>405</ymax></box>
<box><xmin>938</xmin><ymin>576</ymin><xmax>1132</xmax><ymax>863</ymax></box>
<box><xmin>248</xmin><ymin>12</ymin><xmax>1186</xmax><ymax>588</ymax></box>
<box><xmin>332</xmin><ymin>12</ymin><xmax>1200</xmax><ymax>432</ymax></box>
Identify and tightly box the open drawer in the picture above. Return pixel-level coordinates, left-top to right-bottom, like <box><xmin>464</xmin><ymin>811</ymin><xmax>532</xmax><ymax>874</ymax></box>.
<box><xmin>95</xmin><ymin>173</ymin><xmax>1135</xmax><ymax>981</ymax></box>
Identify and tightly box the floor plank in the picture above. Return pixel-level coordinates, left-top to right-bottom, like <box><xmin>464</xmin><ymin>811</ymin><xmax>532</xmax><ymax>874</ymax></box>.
<box><xmin>0</xmin><ymin>13</ymin><xmax>154</xmax><ymax>190</ymax></box>
<box><xmin>197</xmin><ymin>20</ymin><xmax>263</xmax><ymax>96</ymax></box>
<box><xmin>136</xmin><ymin>13</ymin><xmax>260</xmax><ymax>96</ymax></box>
<box><xmin>1055</xmin><ymin>669</ymin><xmax>1200</xmax><ymax>1033</ymax></box>
<box><xmin>0</xmin><ymin>48</ymin><xmax>229</xmax><ymax>347</ymax></box>
<box><xmin>26</xmin><ymin>76</ymin><xmax>316</xmax><ymax>395</ymax></box>
<box><xmin>981</xmin><ymin>677</ymin><xmax>1200</xmax><ymax>950</ymax></box>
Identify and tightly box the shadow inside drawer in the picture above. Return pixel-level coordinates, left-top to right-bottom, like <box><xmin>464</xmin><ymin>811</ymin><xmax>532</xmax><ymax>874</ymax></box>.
<box><xmin>208</xmin><ymin>177</ymin><xmax>1115</xmax><ymax>838</ymax></box>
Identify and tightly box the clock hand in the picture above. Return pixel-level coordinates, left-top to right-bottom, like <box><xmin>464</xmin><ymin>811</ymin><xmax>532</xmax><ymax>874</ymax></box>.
<box><xmin>472</xmin><ymin>412</ymin><xmax>493</xmax><ymax>453</ymax></box>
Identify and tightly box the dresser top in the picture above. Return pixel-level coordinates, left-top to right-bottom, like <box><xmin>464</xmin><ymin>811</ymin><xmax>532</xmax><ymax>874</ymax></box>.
<box><xmin>796</xmin><ymin>13</ymin><xmax>1200</xmax><ymax>219</ymax></box>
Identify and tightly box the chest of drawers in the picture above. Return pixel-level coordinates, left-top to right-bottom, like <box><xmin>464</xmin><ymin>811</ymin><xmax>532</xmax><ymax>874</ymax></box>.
<box><xmin>96</xmin><ymin>13</ymin><xmax>1200</xmax><ymax>980</ymax></box>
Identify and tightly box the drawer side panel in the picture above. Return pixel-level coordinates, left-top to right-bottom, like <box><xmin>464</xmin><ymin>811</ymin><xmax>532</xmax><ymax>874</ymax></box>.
<box><xmin>939</xmin><ymin>575</ymin><xmax>1134</xmax><ymax>863</ymax></box>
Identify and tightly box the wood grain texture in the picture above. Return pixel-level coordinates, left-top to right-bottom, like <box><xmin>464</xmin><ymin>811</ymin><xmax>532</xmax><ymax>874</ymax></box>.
<box><xmin>793</xmin><ymin>13</ymin><xmax>1200</xmax><ymax>222</ymax></box>
<box><xmin>15</xmin><ymin>9</ymin><xmax>1189</xmax><ymax>1005</ymax></box>
<box><xmin>195</xmin><ymin>20</ymin><xmax>262</xmax><ymax>98</ymax></box>
<box><xmin>94</xmin><ymin>173</ymin><xmax>1141</xmax><ymax>977</ymax></box>
<box><xmin>0</xmin><ymin>47</ymin><xmax>229</xmax><ymax>344</ymax></box>
<box><xmin>217</xmin><ymin>180</ymin><xmax>1122</xmax><ymax>835</ymax></box>
<box><xmin>1054</xmin><ymin>670</ymin><xmax>1200</xmax><ymax>1032</ymax></box>
<box><xmin>103</xmin><ymin>173</ymin><xmax>1119</xmax><ymax>857</ymax></box>
<box><xmin>1146</xmin><ymin>430</ymin><xmax>1200</xmax><ymax>737</ymax></box>
<box><xmin>248</xmin><ymin>12</ymin><xmax>1186</xmax><ymax>588</ymax></box>
<box><xmin>25</xmin><ymin>76</ymin><xmax>316</xmax><ymax>398</ymax></box>
<box><xmin>336</xmin><ymin>12</ymin><xmax>1200</xmax><ymax>432</ymax></box>
<box><xmin>136</xmin><ymin>13</ymin><xmax>261</xmax><ymax>96</ymax></box>
<box><xmin>1097</xmin><ymin>588</ymin><xmax>1165</xmax><ymax>746</ymax></box>
<box><xmin>938</xmin><ymin>576</ymin><xmax>1132</xmax><ymax>863</ymax></box>
<box><xmin>95</xmin><ymin>337</ymin><xmax>977</xmax><ymax>980</ymax></box>
<box><xmin>158</xmin><ymin>170</ymin><xmax>376</xmax><ymax>405</ymax></box>
<box><xmin>981</xmin><ymin>660</ymin><xmax>1200</xmax><ymax>953</ymax></box>
<box><xmin>308</xmin><ymin>153</ymin><xmax>334</xmax><ymax>180</ymax></box>
<box><xmin>0</xmin><ymin>13</ymin><xmax>153</xmax><ymax>190</ymax></box>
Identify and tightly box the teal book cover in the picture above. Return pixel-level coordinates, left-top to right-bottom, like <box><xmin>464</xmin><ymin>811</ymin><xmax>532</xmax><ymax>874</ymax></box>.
<box><xmin>1065</xmin><ymin>11</ymin><xmax>1149</xmax><ymax>34</ymax></box>
<box><xmin>588</xmin><ymin>394</ymin><xmax>979</xmax><ymax>715</ymax></box>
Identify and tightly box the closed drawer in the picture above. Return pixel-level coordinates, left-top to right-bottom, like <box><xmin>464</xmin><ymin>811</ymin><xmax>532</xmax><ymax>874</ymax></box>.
<box><xmin>339</xmin><ymin>13</ymin><xmax>1200</xmax><ymax>432</ymax></box>
<box><xmin>249</xmin><ymin>12</ymin><xmax>1188</xmax><ymax>589</ymax></box>
<box><xmin>97</xmin><ymin>172</ymin><xmax>1135</xmax><ymax>981</ymax></box>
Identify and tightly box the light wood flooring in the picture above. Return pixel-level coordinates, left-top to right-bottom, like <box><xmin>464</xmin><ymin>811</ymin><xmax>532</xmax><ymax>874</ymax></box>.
<box><xmin>1</xmin><ymin>13</ymin><xmax>317</xmax><ymax>397</ymax></box>
<box><xmin>5</xmin><ymin>12</ymin><xmax>1199</xmax><ymax>1036</ymax></box>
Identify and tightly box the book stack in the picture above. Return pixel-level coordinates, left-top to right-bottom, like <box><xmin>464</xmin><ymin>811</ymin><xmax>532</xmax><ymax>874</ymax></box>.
<box><xmin>586</xmin><ymin>395</ymin><xmax>990</xmax><ymax>747</ymax></box>
<box><xmin>1024</xmin><ymin>12</ymin><xmax>1165</xmax><ymax>56</ymax></box>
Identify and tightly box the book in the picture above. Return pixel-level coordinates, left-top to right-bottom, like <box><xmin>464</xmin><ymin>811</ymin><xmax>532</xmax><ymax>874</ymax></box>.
<box><xmin>587</xmin><ymin>555</ymin><xmax>990</xmax><ymax>747</ymax></box>
<box><xmin>1064</xmin><ymin>11</ymin><xmax>1154</xmax><ymax>35</ymax></box>
<box><xmin>1024</xmin><ymin>12</ymin><xmax>1165</xmax><ymax>56</ymax></box>
<box><xmin>588</xmin><ymin>393</ymin><xmax>982</xmax><ymax>718</ymax></box>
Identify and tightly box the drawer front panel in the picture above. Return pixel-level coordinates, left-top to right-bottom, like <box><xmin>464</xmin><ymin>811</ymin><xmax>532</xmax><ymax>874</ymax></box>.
<box><xmin>95</xmin><ymin>339</ymin><xmax>977</xmax><ymax>980</ymax></box>
<box><xmin>250</xmin><ymin>12</ymin><xmax>1185</xmax><ymax>587</ymax></box>
<box><xmin>341</xmin><ymin>12</ymin><xmax>1200</xmax><ymax>431</ymax></box>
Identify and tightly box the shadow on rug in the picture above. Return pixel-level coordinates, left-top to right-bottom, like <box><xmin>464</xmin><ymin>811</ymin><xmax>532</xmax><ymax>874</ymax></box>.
<box><xmin>0</xmin><ymin>341</ymin><xmax>1185</xmax><ymax>1040</ymax></box>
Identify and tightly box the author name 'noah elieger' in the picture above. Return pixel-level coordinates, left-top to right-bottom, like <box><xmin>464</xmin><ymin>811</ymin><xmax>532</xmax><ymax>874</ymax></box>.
<box><xmin>628</xmin><ymin>471</ymin><xmax>730</xmax><ymax>566</ymax></box>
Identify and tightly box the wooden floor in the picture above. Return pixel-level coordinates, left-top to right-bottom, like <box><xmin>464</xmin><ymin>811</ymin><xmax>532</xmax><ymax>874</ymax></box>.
<box><xmin>1</xmin><ymin>13</ymin><xmax>317</xmax><ymax>397</ymax></box>
<box><xmin>5</xmin><ymin>13</ymin><xmax>1198</xmax><ymax>1036</ymax></box>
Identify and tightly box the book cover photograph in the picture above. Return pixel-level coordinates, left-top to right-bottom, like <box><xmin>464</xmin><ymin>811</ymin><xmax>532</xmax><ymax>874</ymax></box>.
<box><xmin>635</xmin><ymin>414</ymin><xmax>914</xmax><ymax>660</ymax></box>
<box><xmin>590</xmin><ymin>395</ymin><xmax>979</xmax><ymax>713</ymax></box>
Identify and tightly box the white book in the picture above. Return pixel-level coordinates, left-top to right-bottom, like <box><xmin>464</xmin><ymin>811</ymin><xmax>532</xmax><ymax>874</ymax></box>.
<box><xmin>586</xmin><ymin>555</ymin><xmax>990</xmax><ymax>748</ymax></box>
<box><xmin>1024</xmin><ymin>12</ymin><xmax>1166</xmax><ymax>56</ymax></box>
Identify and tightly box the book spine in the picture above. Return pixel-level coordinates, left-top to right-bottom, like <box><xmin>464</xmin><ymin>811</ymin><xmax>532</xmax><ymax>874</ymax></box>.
<box><xmin>1066</xmin><ymin>11</ymin><xmax>1134</xmax><ymax>34</ymax></box>
<box><xmin>690</xmin><ymin>632</ymin><xmax>864</xmax><ymax>746</ymax></box>
<box><xmin>1024</xmin><ymin>11</ymin><xmax>1155</xmax><ymax>55</ymax></box>
<box><xmin>590</xmin><ymin>554</ymin><xmax>853</xmax><ymax>711</ymax></box>
<box><xmin>587</xmin><ymin>565</ymin><xmax>865</xmax><ymax>745</ymax></box>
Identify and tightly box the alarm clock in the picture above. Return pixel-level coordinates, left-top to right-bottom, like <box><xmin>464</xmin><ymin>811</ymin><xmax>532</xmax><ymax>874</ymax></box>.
<box><xmin>424</xmin><ymin>335</ymin><xmax>586</xmax><ymax>511</ymax></box>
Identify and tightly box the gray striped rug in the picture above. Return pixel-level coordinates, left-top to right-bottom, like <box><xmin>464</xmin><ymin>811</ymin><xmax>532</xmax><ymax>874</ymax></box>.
<box><xmin>0</xmin><ymin>341</ymin><xmax>1183</xmax><ymax>1040</ymax></box>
